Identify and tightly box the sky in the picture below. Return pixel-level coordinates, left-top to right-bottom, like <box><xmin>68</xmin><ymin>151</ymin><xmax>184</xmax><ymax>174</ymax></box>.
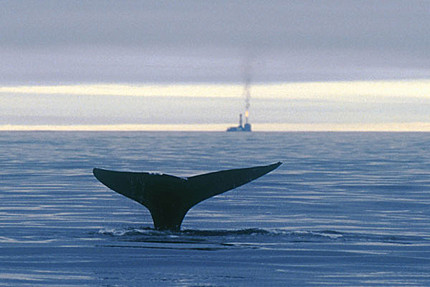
<box><xmin>1</xmin><ymin>0</ymin><xmax>430</xmax><ymax>131</ymax></box>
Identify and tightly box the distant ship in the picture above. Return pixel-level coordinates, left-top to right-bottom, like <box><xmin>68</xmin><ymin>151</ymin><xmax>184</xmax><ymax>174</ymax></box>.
<box><xmin>227</xmin><ymin>70</ymin><xmax>252</xmax><ymax>132</ymax></box>
<box><xmin>227</xmin><ymin>113</ymin><xmax>252</xmax><ymax>132</ymax></box>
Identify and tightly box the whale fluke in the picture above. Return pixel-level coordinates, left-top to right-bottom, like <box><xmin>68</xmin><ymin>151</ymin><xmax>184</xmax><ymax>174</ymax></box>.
<box><xmin>93</xmin><ymin>162</ymin><xmax>281</xmax><ymax>231</ymax></box>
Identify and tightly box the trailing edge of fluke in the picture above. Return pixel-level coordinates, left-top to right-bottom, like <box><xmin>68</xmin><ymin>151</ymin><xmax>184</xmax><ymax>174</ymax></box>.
<box><xmin>93</xmin><ymin>162</ymin><xmax>282</xmax><ymax>231</ymax></box>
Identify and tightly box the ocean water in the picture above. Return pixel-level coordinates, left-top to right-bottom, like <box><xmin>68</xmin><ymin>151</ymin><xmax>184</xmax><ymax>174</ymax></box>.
<box><xmin>1</xmin><ymin>131</ymin><xmax>429</xmax><ymax>286</ymax></box>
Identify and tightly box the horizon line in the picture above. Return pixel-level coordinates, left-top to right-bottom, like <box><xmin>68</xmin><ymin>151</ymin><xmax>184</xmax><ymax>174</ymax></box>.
<box><xmin>2</xmin><ymin>123</ymin><xmax>430</xmax><ymax>132</ymax></box>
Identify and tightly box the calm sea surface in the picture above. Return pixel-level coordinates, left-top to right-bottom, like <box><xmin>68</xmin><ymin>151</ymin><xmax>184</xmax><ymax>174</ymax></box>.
<box><xmin>1</xmin><ymin>132</ymin><xmax>429</xmax><ymax>286</ymax></box>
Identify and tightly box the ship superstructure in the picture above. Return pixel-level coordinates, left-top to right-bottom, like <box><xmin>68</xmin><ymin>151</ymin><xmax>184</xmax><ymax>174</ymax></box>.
<box><xmin>227</xmin><ymin>74</ymin><xmax>252</xmax><ymax>132</ymax></box>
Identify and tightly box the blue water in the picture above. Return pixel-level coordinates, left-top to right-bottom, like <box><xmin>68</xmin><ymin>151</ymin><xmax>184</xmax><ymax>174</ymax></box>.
<box><xmin>1</xmin><ymin>132</ymin><xmax>429</xmax><ymax>286</ymax></box>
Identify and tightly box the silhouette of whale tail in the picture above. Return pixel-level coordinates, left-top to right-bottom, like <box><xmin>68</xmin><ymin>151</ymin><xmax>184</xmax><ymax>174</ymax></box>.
<box><xmin>93</xmin><ymin>162</ymin><xmax>282</xmax><ymax>231</ymax></box>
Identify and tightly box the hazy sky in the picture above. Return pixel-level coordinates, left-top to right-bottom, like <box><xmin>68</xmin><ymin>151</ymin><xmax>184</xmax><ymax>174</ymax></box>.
<box><xmin>1</xmin><ymin>0</ymin><xmax>430</xmax><ymax>83</ymax></box>
<box><xmin>1</xmin><ymin>1</ymin><xmax>430</xmax><ymax>130</ymax></box>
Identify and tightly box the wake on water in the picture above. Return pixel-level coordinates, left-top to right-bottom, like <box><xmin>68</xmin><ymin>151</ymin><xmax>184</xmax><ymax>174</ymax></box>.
<box><xmin>97</xmin><ymin>227</ymin><xmax>427</xmax><ymax>248</ymax></box>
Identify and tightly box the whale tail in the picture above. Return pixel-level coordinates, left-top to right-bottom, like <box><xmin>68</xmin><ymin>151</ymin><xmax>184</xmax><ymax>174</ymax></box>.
<box><xmin>93</xmin><ymin>162</ymin><xmax>282</xmax><ymax>231</ymax></box>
